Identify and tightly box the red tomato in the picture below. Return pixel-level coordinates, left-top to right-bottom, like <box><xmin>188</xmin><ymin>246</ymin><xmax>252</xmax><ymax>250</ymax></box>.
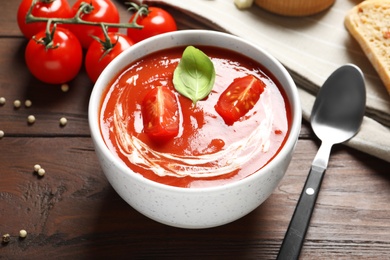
<box><xmin>215</xmin><ymin>75</ymin><xmax>265</xmax><ymax>125</ymax></box>
<box><xmin>127</xmin><ymin>6</ymin><xmax>177</xmax><ymax>43</ymax></box>
<box><xmin>85</xmin><ymin>33</ymin><xmax>134</xmax><ymax>83</ymax></box>
<box><xmin>17</xmin><ymin>0</ymin><xmax>73</xmax><ymax>39</ymax></box>
<box><xmin>142</xmin><ymin>86</ymin><xmax>180</xmax><ymax>142</ymax></box>
<box><xmin>69</xmin><ymin>0</ymin><xmax>120</xmax><ymax>49</ymax></box>
<box><xmin>25</xmin><ymin>27</ymin><xmax>83</xmax><ymax>84</ymax></box>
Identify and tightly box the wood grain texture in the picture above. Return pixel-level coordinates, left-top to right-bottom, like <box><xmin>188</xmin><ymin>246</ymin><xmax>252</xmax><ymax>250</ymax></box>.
<box><xmin>0</xmin><ymin>1</ymin><xmax>389</xmax><ymax>259</ymax></box>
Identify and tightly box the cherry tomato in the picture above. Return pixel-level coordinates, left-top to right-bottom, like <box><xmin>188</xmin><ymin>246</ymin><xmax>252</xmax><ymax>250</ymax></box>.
<box><xmin>85</xmin><ymin>33</ymin><xmax>134</xmax><ymax>83</ymax></box>
<box><xmin>17</xmin><ymin>0</ymin><xmax>73</xmax><ymax>39</ymax></box>
<box><xmin>127</xmin><ymin>6</ymin><xmax>177</xmax><ymax>43</ymax></box>
<box><xmin>25</xmin><ymin>27</ymin><xmax>83</xmax><ymax>84</ymax></box>
<box><xmin>215</xmin><ymin>75</ymin><xmax>265</xmax><ymax>125</ymax></box>
<box><xmin>69</xmin><ymin>0</ymin><xmax>120</xmax><ymax>49</ymax></box>
<box><xmin>142</xmin><ymin>86</ymin><xmax>180</xmax><ymax>142</ymax></box>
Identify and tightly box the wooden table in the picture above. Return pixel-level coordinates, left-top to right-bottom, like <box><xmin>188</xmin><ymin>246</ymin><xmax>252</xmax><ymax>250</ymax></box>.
<box><xmin>1</xmin><ymin>1</ymin><xmax>389</xmax><ymax>259</ymax></box>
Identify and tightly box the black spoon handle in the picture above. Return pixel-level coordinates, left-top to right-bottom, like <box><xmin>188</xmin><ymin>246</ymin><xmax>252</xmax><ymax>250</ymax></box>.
<box><xmin>277</xmin><ymin>165</ymin><xmax>326</xmax><ymax>260</ymax></box>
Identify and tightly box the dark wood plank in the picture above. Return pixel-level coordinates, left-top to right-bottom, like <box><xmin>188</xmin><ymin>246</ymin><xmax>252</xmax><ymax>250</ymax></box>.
<box><xmin>0</xmin><ymin>1</ymin><xmax>21</xmax><ymax>36</ymax></box>
<box><xmin>0</xmin><ymin>136</ymin><xmax>389</xmax><ymax>259</ymax></box>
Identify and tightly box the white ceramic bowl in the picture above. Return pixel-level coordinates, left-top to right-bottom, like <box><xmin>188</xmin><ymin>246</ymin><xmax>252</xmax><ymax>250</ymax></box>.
<box><xmin>88</xmin><ymin>30</ymin><xmax>301</xmax><ymax>229</ymax></box>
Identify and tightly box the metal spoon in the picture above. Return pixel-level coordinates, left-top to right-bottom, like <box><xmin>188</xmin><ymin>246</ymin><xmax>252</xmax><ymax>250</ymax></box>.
<box><xmin>277</xmin><ymin>64</ymin><xmax>366</xmax><ymax>260</ymax></box>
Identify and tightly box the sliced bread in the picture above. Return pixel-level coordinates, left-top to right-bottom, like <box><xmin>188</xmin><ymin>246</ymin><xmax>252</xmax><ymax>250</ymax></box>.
<box><xmin>345</xmin><ymin>0</ymin><xmax>390</xmax><ymax>95</ymax></box>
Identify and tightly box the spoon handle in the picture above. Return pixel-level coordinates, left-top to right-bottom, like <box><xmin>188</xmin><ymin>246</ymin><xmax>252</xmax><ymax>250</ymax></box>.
<box><xmin>277</xmin><ymin>165</ymin><xmax>326</xmax><ymax>260</ymax></box>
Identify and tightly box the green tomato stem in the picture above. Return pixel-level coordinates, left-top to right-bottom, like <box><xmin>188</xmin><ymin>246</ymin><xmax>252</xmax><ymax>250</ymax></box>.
<box><xmin>90</xmin><ymin>24</ymin><xmax>118</xmax><ymax>59</ymax></box>
<box><xmin>32</xmin><ymin>20</ymin><xmax>59</xmax><ymax>51</ymax></box>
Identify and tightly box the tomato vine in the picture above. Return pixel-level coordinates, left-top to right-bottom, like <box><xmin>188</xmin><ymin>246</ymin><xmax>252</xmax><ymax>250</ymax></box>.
<box><xmin>24</xmin><ymin>0</ymin><xmax>143</xmax><ymax>29</ymax></box>
<box><xmin>19</xmin><ymin>0</ymin><xmax>177</xmax><ymax>84</ymax></box>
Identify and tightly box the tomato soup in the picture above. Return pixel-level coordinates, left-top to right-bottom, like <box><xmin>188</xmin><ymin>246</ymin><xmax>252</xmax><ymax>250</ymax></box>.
<box><xmin>99</xmin><ymin>46</ymin><xmax>291</xmax><ymax>188</ymax></box>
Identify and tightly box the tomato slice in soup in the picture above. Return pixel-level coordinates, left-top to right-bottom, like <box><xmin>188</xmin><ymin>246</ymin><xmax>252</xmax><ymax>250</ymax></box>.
<box><xmin>215</xmin><ymin>75</ymin><xmax>265</xmax><ymax>125</ymax></box>
<box><xmin>141</xmin><ymin>85</ymin><xmax>180</xmax><ymax>142</ymax></box>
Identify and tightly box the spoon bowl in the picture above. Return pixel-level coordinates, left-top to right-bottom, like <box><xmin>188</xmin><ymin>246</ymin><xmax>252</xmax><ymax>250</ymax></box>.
<box><xmin>312</xmin><ymin>64</ymin><xmax>366</xmax><ymax>151</ymax></box>
<box><xmin>278</xmin><ymin>64</ymin><xmax>366</xmax><ymax>259</ymax></box>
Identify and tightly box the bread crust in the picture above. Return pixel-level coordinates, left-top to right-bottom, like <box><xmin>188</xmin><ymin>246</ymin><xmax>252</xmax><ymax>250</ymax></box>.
<box><xmin>254</xmin><ymin>0</ymin><xmax>335</xmax><ymax>16</ymax></box>
<box><xmin>345</xmin><ymin>0</ymin><xmax>390</xmax><ymax>95</ymax></box>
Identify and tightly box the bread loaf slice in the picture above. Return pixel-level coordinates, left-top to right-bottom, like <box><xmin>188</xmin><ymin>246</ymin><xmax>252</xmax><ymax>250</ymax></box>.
<box><xmin>345</xmin><ymin>0</ymin><xmax>390</xmax><ymax>95</ymax></box>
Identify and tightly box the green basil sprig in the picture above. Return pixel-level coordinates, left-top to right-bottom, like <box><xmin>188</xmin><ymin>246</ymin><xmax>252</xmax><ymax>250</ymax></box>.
<box><xmin>173</xmin><ymin>46</ymin><xmax>216</xmax><ymax>104</ymax></box>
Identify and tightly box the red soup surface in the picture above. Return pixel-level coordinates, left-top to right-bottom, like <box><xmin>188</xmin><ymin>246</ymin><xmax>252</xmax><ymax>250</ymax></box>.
<box><xmin>100</xmin><ymin>46</ymin><xmax>291</xmax><ymax>188</ymax></box>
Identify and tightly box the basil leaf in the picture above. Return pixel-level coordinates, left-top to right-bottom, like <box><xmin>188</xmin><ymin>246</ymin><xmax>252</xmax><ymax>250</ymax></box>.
<box><xmin>173</xmin><ymin>46</ymin><xmax>216</xmax><ymax>104</ymax></box>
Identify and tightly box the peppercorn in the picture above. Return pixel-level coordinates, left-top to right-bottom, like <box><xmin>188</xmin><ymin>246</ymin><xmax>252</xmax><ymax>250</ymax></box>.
<box><xmin>13</xmin><ymin>100</ymin><xmax>21</xmax><ymax>108</ymax></box>
<box><xmin>19</xmin><ymin>230</ymin><xmax>27</xmax><ymax>238</ymax></box>
<box><xmin>2</xmin><ymin>234</ymin><xmax>10</xmax><ymax>243</ymax></box>
<box><xmin>61</xmin><ymin>83</ymin><xmax>69</xmax><ymax>92</ymax></box>
<box><xmin>34</xmin><ymin>164</ymin><xmax>41</xmax><ymax>172</ymax></box>
<box><xmin>25</xmin><ymin>100</ymin><xmax>32</xmax><ymax>108</ymax></box>
<box><xmin>27</xmin><ymin>115</ymin><xmax>35</xmax><ymax>124</ymax></box>
<box><xmin>59</xmin><ymin>117</ymin><xmax>67</xmax><ymax>126</ymax></box>
<box><xmin>37</xmin><ymin>168</ymin><xmax>45</xmax><ymax>177</ymax></box>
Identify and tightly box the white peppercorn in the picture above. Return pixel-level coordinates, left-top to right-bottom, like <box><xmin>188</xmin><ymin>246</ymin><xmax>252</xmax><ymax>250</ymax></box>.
<box><xmin>61</xmin><ymin>83</ymin><xmax>69</xmax><ymax>92</ymax></box>
<box><xmin>34</xmin><ymin>164</ymin><xmax>41</xmax><ymax>172</ymax></box>
<box><xmin>2</xmin><ymin>234</ymin><xmax>10</xmax><ymax>243</ymax></box>
<box><xmin>59</xmin><ymin>117</ymin><xmax>67</xmax><ymax>126</ymax></box>
<box><xmin>19</xmin><ymin>229</ymin><xmax>27</xmax><ymax>238</ymax></box>
<box><xmin>37</xmin><ymin>168</ymin><xmax>45</xmax><ymax>176</ymax></box>
<box><xmin>13</xmin><ymin>100</ymin><xmax>21</xmax><ymax>108</ymax></box>
<box><xmin>27</xmin><ymin>115</ymin><xmax>35</xmax><ymax>124</ymax></box>
<box><xmin>25</xmin><ymin>100</ymin><xmax>32</xmax><ymax>107</ymax></box>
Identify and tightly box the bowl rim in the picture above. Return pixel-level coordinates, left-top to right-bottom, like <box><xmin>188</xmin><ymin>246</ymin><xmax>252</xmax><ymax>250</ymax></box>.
<box><xmin>88</xmin><ymin>29</ymin><xmax>302</xmax><ymax>193</ymax></box>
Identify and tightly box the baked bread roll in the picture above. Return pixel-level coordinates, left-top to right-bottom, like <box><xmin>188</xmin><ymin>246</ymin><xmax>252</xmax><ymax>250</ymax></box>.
<box><xmin>254</xmin><ymin>0</ymin><xmax>335</xmax><ymax>16</ymax></box>
<box><xmin>345</xmin><ymin>0</ymin><xmax>390</xmax><ymax>95</ymax></box>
